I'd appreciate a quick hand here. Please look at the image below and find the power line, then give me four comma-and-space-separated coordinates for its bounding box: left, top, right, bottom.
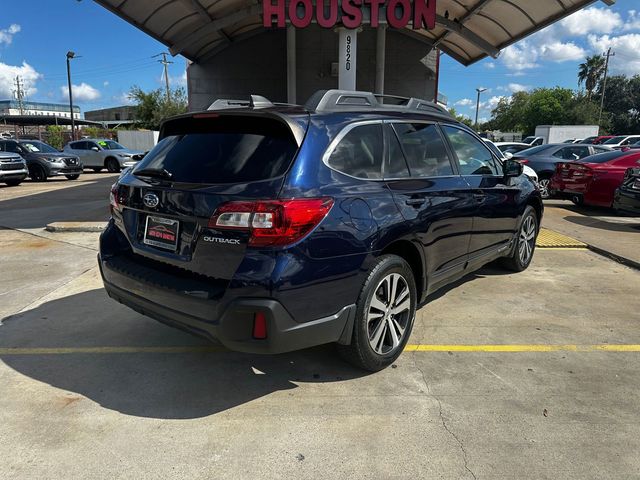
598, 47, 615, 128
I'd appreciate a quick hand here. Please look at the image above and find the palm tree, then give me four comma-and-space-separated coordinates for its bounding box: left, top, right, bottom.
578, 55, 606, 101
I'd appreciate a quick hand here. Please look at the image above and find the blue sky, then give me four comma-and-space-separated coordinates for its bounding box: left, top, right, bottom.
0, 0, 638, 119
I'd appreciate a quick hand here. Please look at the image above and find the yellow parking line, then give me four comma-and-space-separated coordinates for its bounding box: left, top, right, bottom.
1, 344, 640, 355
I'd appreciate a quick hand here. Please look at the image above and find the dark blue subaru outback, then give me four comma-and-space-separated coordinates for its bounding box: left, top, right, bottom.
99, 90, 542, 371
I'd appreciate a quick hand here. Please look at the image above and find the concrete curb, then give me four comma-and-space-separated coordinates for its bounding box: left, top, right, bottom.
587, 245, 640, 271
45, 222, 106, 233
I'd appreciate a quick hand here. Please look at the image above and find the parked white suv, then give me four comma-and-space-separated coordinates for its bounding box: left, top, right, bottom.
600, 135, 640, 150
63, 139, 144, 173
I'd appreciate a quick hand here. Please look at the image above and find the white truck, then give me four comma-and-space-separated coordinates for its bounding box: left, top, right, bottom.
533, 125, 599, 145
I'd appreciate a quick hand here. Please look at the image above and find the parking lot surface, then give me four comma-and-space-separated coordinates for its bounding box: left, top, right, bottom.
1, 176, 640, 479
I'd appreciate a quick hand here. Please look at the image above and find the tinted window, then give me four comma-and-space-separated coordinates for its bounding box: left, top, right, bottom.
70, 141, 87, 150
392, 123, 454, 177
136, 117, 298, 184
3, 141, 21, 153
327, 124, 383, 179
593, 146, 611, 153
514, 145, 554, 157
20, 141, 58, 153
603, 136, 627, 145
97, 140, 125, 150
552, 146, 590, 160
385, 126, 410, 178
442, 126, 500, 175
580, 151, 626, 163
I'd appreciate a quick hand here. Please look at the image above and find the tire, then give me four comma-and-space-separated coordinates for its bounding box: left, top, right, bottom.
29, 165, 47, 182
65, 174, 80, 180
338, 255, 417, 372
501, 206, 538, 272
105, 158, 120, 173
4, 179, 22, 186
538, 178, 553, 199
92, 167, 103, 173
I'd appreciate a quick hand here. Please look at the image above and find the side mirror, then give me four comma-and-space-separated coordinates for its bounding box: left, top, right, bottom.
91, 146, 99, 152
503, 151, 514, 160
503, 159, 523, 178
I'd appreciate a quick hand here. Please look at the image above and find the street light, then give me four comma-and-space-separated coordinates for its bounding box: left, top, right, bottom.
475, 87, 487, 129
66, 51, 77, 141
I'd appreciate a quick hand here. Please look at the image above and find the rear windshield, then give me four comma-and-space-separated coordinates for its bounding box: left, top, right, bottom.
602, 136, 627, 144
514, 145, 552, 157
134, 115, 298, 184
580, 151, 627, 163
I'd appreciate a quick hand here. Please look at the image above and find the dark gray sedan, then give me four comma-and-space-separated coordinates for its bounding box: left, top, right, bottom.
513, 144, 611, 198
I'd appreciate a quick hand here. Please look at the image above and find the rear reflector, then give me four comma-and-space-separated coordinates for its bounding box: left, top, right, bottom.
253, 312, 267, 339
209, 197, 334, 247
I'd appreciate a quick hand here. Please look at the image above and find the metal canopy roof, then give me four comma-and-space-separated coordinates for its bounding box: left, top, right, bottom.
94, 0, 614, 66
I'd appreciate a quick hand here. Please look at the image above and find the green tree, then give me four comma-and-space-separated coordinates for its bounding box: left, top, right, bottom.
578, 55, 606, 101
128, 86, 188, 130
447, 107, 473, 128
598, 75, 640, 134
46, 125, 64, 150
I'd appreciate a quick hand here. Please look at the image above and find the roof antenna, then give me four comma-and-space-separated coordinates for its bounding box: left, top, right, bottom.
249, 95, 274, 109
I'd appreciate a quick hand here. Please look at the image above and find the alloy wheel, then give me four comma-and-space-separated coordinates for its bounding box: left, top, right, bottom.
538, 179, 551, 199
518, 215, 536, 265
367, 273, 412, 355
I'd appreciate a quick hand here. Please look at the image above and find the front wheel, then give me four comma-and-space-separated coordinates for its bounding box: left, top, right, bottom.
501, 206, 538, 272
338, 255, 417, 372
29, 165, 47, 182
4, 179, 22, 186
65, 174, 80, 180
538, 178, 553, 199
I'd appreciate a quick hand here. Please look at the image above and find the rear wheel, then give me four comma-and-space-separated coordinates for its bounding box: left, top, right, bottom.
338, 255, 416, 371
105, 158, 120, 173
501, 206, 538, 272
4, 179, 22, 186
538, 178, 553, 199
29, 165, 47, 182
65, 174, 80, 180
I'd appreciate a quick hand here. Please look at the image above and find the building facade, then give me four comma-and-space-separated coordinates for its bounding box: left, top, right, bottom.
84, 106, 136, 123
0, 101, 81, 119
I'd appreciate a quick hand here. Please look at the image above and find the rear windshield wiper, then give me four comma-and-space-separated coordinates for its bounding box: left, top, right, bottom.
133, 167, 173, 180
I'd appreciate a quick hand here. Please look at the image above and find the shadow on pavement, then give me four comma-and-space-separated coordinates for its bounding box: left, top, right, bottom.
0, 288, 368, 419
0, 175, 115, 229
563, 215, 640, 233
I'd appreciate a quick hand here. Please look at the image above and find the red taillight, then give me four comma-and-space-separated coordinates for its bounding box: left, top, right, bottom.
109, 184, 127, 214
517, 158, 529, 164
253, 312, 267, 339
209, 198, 334, 247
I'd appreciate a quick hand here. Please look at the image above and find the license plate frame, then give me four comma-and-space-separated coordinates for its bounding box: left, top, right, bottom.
143, 215, 179, 251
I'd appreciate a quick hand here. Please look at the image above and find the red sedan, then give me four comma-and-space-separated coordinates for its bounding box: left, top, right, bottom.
550, 150, 640, 207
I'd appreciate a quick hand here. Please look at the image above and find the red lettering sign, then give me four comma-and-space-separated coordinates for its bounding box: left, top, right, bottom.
262, 0, 436, 29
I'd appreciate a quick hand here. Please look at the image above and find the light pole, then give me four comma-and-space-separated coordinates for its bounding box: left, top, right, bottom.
66, 51, 76, 141
475, 87, 487, 129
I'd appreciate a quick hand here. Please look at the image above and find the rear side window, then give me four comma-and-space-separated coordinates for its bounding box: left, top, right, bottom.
442, 126, 500, 175
326, 123, 383, 179
136, 116, 299, 184
392, 123, 454, 177
553, 146, 590, 160
71, 141, 87, 150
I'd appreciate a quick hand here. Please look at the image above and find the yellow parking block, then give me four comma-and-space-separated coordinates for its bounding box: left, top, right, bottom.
536, 228, 587, 248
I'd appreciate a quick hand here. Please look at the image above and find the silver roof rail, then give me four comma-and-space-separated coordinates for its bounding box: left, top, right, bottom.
305, 89, 451, 117
208, 95, 275, 111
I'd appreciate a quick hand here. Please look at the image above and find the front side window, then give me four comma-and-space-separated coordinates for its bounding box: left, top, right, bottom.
97, 140, 125, 150
20, 141, 58, 153
326, 124, 383, 179
442, 126, 500, 176
392, 123, 454, 177
4, 141, 21, 154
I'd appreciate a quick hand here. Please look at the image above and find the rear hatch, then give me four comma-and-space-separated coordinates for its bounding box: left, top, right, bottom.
112, 111, 308, 280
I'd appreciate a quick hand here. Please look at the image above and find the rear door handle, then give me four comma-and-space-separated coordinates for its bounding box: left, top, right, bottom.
473, 193, 486, 203
405, 198, 426, 207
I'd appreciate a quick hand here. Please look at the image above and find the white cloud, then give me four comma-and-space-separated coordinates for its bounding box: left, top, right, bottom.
113, 92, 134, 105
484, 62, 496, 69
539, 41, 586, 62
454, 98, 474, 107
60, 82, 101, 102
588, 33, 640, 75
0, 24, 20, 46
483, 95, 504, 111
623, 10, 640, 32
0, 61, 41, 98
560, 7, 622, 36
501, 41, 539, 71
501, 83, 530, 93
103, 81, 109, 87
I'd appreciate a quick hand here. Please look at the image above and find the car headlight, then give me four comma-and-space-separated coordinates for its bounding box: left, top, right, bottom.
117, 153, 131, 159
45, 157, 60, 163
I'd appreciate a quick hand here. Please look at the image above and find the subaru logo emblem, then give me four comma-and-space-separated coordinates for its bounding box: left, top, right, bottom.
143, 193, 159, 208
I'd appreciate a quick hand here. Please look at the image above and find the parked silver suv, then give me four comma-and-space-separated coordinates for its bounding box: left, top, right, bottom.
63, 139, 144, 173
0, 151, 28, 186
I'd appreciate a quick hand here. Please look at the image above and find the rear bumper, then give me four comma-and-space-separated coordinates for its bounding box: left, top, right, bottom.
99, 252, 355, 354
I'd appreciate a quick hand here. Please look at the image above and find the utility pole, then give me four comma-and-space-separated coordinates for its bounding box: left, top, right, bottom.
598, 47, 615, 128
154, 52, 173, 102
475, 87, 487, 129
66, 51, 77, 141
13, 76, 25, 115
